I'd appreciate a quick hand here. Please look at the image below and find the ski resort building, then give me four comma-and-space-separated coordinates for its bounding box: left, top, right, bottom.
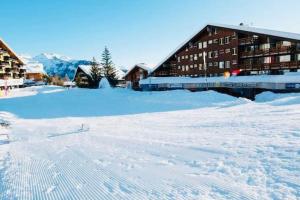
0, 38, 25, 89
152, 23, 300, 77
124, 63, 151, 89
140, 24, 300, 98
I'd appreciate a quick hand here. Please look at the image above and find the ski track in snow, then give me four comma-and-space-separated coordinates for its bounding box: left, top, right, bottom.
0, 87, 300, 199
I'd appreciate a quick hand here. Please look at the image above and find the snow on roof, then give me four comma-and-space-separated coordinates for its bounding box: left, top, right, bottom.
0, 38, 24, 65
152, 23, 300, 73
124, 63, 152, 77
78, 65, 93, 76
76, 64, 125, 80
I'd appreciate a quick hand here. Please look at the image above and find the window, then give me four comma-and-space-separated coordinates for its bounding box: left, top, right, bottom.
232, 32, 237, 39
182, 66, 185, 71
208, 51, 213, 58
194, 64, 198, 68
214, 50, 218, 58
225, 48, 231, 54
232, 60, 237, 65
208, 40, 213, 45
177, 57, 181, 62
185, 47, 188, 52
264, 57, 271, 64
232, 48, 237, 55
178, 65, 181, 69
203, 41, 207, 48
214, 28, 218, 35
185, 55, 188, 59
208, 62, 213, 67
198, 42, 203, 49
194, 54, 198, 60
199, 53, 203, 57
190, 64, 193, 69
219, 49, 224, 54
199, 63, 203, 70
298, 54, 300, 61
225, 61, 231, 68
280, 55, 291, 62
190, 55, 193, 61
225, 37, 230, 44
213, 39, 218, 44
219, 61, 224, 69
282, 41, 292, 47
214, 62, 218, 67
219, 38, 224, 45
186, 65, 189, 71
260, 43, 270, 50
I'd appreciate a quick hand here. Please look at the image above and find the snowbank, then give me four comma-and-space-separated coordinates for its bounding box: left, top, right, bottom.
255, 91, 300, 106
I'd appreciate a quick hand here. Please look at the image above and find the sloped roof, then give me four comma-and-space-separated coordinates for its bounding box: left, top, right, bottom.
0, 38, 24, 65
75, 64, 126, 80
124, 63, 152, 78
152, 23, 300, 73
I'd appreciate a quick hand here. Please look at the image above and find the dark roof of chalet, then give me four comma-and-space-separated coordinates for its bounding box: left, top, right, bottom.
0, 38, 24, 65
152, 23, 300, 73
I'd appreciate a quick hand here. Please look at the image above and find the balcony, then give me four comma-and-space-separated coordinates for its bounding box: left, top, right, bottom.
0, 61, 10, 67
239, 46, 292, 58
239, 38, 259, 45
5, 68, 12, 73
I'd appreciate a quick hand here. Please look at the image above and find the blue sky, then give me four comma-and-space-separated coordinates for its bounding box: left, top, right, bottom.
1, 0, 300, 68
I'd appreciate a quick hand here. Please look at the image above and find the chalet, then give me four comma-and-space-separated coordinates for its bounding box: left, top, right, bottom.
73, 65, 97, 88
152, 23, 300, 77
124, 63, 151, 89
0, 38, 25, 90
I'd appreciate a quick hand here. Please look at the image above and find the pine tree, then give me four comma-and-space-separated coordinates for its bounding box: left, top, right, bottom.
101, 47, 118, 87
90, 57, 102, 88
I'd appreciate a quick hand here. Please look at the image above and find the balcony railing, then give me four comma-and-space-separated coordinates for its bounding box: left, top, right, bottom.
239, 61, 299, 70
239, 46, 292, 58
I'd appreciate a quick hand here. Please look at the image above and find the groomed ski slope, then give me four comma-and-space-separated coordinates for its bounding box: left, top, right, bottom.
0, 86, 300, 199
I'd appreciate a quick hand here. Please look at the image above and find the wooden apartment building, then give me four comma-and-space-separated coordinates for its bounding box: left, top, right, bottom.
152, 24, 300, 77
0, 38, 25, 89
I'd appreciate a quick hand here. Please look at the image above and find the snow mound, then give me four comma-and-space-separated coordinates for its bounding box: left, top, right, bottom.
99, 78, 111, 89
255, 92, 300, 106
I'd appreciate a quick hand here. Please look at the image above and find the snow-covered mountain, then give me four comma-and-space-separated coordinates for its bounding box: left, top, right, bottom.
33, 53, 91, 79
20, 54, 45, 74
21, 53, 125, 80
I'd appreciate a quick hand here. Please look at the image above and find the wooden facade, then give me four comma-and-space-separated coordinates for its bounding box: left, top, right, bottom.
152, 24, 300, 77
0, 38, 25, 88
26, 72, 44, 81
124, 64, 150, 90
73, 66, 93, 88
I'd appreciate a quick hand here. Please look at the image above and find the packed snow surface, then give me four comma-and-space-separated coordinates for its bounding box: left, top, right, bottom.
0, 86, 300, 199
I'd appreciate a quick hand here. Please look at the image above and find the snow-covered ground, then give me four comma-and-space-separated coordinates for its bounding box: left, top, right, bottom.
0, 86, 300, 199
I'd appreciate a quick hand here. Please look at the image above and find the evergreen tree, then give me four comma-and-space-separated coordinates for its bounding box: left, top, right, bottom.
101, 47, 118, 87
90, 57, 102, 88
